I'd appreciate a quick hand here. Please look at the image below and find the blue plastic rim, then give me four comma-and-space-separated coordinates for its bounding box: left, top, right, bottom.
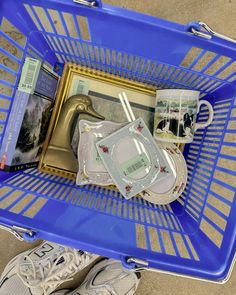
0, 0, 236, 282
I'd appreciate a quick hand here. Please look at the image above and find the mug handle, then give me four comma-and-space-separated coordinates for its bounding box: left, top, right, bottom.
194, 100, 214, 132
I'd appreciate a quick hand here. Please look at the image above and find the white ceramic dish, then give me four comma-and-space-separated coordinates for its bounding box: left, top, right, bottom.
140, 142, 187, 205
96, 118, 173, 199
76, 120, 126, 186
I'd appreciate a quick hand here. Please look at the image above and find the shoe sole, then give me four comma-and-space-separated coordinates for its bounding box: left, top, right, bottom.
77, 259, 140, 295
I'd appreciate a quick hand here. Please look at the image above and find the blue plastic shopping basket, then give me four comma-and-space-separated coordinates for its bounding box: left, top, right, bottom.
0, 0, 236, 283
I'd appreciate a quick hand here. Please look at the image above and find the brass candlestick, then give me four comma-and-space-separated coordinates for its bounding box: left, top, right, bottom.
43, 94, 105, 174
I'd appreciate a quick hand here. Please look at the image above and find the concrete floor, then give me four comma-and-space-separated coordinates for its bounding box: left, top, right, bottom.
1, 0, 236, 294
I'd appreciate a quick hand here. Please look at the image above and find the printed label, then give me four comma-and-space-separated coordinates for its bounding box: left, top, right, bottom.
121, 153, 150, 177
18, 58, 41, 94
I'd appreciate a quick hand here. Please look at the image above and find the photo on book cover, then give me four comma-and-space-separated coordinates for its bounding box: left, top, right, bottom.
12, 95, 53, 166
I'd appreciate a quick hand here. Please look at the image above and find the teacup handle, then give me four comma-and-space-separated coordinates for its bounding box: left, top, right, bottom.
194, 100, 214, 132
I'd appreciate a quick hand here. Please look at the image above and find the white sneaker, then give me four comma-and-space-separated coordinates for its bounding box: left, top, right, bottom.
52, 259, 141, 295
0, 241, 99, 295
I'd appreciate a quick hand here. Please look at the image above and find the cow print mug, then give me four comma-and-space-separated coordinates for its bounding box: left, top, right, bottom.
154, 89, 214, 143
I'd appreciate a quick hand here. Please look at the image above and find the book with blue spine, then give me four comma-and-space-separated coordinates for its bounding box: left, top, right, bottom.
0, 58, 59, 172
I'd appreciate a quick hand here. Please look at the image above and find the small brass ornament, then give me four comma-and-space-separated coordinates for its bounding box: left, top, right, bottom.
41, 94, 104, 177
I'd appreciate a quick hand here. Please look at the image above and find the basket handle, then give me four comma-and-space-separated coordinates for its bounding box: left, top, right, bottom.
186, 21, 236, 44
121, 256, 226, 283
73, 0, 102, 8
0, 223, 38, 242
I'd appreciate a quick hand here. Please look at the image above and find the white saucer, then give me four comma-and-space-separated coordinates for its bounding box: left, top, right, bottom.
96, 118, 173, 199
140, 142, 187, 205
76, 120, 126, 186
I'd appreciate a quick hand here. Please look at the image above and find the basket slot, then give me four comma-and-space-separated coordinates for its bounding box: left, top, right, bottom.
160, 230, 176, 256
0, 186, 14, 201
227, 119, 236, 130
191, 183, 206, 196
0, 189, 24, 209
208, 57, 233, 78
214, 168, 236, 188
195, 77, 211, 89
136, 224, 148, 250
148, 210, 156, 225
228, 74, 236, 82
210, 181, 234, 203
187, 192, 204, 210
59, 38, 75, 62
0, 34, 23, 61
23, 197, 48, 218
66, 187, 78, 203
76, 16, 91, 42
164, 213, 175, 230
192, 50, 217, 72
70, 41, 80, 61
148, 226, 162, 253
173, 232, 192, 259
204, 55, 231, 75
217, 157, 236, 174
206, 194, 231, 216
220, 145, 236, 161
0, 58, 16, 99
9, 193, 35, 214
217, 61, 236, 79
49, 35, 67, 62
200, 218, 223, 248
202, 81, 221, 92
23, 4, 42, 31
62, 12, 78, 39
0, 111, 7, 122
185, 236, 200, 261
203, 206, 227, 231
0, 51, 20, 73
200, 79, 219, 93
224, 132, 236, 146
47, 9, 66, 36
68, 189, 81, 205
0, 68, 17, 85
230, 106, 236, 117
180, 47, 203, 68
0, 18, 26, 48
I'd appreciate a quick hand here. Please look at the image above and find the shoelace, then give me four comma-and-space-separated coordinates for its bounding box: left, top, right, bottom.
17, 249, 91, 295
